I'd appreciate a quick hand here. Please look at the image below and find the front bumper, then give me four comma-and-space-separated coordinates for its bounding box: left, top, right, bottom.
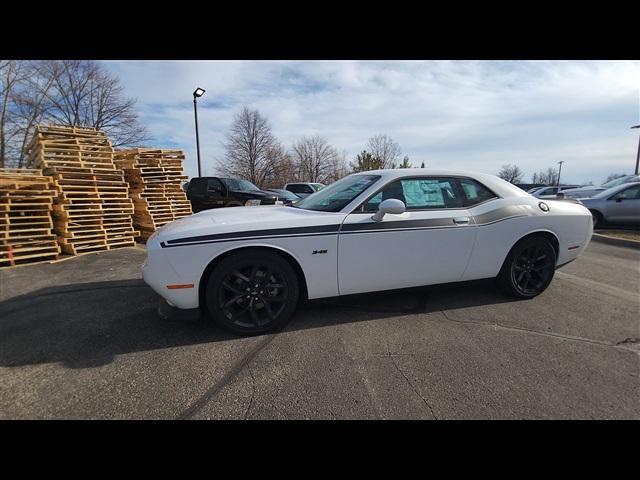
158, 297, 202, 322
142, 232, 200, 309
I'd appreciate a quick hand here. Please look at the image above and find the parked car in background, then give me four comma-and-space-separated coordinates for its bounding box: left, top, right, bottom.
187, 177, 278, 212
265, 188, 301, 205
283, 182, 326, 198
578, 182, 640, 228
514, 184, 546, 192
144, 168, 593, 335
533, 185, 582, 199
562, 175, 640, 199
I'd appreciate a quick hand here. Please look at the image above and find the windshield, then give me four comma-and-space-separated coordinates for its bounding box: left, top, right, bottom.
601, 175, 636, 189
293, 175, 380, 212
311, 184, 326, 192
222, 178, 260, 191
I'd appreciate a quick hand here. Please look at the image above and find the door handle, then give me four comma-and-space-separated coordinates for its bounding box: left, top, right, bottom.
453, 217, 470, 225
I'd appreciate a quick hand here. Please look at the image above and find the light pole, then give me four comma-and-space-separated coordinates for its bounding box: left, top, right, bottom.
632, 125, 640, 175
557, 161, 564, 186
193, 87, 205, 177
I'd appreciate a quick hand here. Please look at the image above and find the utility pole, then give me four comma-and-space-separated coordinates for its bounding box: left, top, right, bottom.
557, 161, 564, 186
632, 125, 640, 175
193, 88, 206, 177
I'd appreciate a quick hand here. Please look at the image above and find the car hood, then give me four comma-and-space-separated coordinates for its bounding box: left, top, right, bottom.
155, 205, 345, 243
231, 189, 276, 198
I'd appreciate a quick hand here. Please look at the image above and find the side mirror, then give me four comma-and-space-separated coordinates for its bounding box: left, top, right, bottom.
371, 198, 406, 222
556, 192, 565, 199
615, 197, 623, 203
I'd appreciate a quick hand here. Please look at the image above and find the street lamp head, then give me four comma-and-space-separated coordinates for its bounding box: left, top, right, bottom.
193, 87, 205, 98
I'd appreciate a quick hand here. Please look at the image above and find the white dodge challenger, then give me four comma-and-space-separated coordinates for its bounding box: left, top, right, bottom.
143, 169, 593, 335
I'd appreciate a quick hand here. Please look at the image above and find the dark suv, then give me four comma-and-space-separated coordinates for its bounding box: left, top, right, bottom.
186, 177, 278, 213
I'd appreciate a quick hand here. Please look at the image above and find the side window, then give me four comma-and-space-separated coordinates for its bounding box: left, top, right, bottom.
362, 177, 464, 212
188, 178, 206, 194
612, 185, 640, 200
458, 178, 497, 207
207, 178, 224, 192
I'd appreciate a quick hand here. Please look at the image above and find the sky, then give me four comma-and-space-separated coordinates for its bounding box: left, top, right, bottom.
103, 60, 640, 185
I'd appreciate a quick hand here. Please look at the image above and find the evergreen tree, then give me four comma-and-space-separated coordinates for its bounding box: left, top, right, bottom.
351, 150, 385, 172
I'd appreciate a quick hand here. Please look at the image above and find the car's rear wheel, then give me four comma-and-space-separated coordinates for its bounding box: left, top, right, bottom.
205, 250, 299, 335
589, 210, 603, 229
497, 236, 557, 298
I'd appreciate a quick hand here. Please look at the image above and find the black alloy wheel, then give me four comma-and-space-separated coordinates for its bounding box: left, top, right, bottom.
205, 251, 299, 335
498, 236, 557, 298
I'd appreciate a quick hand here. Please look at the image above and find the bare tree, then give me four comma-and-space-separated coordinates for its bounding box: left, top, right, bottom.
1, 60, 149, 168
366, 134, 402, 169
291, 135, 338, 183
325, 149, 350, 183
38, 60, 149, 148
497, 163, 524, 183
531, 168, 559, 185
219, 107, 280, 188
0, 60, 25, 168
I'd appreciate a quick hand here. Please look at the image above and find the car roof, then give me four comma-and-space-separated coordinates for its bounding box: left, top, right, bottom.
351, 168, 529, 199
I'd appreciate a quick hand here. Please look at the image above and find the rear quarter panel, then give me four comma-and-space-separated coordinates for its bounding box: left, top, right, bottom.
463, 198, 592, 280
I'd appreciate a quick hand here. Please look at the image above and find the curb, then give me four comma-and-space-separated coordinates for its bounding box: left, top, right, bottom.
592, 233, 640, 249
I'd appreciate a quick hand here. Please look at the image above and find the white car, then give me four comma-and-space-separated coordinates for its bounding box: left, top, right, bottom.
143, 169, 593, 335
533, 185, 582, 199
283, 182, 325, 198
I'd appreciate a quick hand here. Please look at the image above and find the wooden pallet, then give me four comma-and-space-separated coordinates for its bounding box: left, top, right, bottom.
114, 148, 192, 239
0, 168, 60, 266
24, 125, 139, 256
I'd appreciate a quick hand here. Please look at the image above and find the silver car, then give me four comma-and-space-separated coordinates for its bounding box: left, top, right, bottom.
579, 182, 640, 228
563, 175, 640, 199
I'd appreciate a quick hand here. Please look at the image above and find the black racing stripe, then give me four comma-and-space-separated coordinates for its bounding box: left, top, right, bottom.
340, 217, 458, 232
164, 224, 341, 246
473, 205, 535, 225
161, 205, 536, 248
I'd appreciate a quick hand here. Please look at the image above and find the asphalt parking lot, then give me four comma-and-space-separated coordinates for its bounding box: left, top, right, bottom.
0, 241, 638, 419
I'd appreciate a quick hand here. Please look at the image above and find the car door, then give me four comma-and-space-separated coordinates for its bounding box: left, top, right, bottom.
205, 178, 228, 208
605, 185, 640, 223
187, 178, 207, 212
338, 176, 478, 295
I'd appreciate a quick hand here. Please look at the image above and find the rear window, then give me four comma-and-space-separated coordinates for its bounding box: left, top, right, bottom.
458, 178, 498, 207
287, 184, 314, 194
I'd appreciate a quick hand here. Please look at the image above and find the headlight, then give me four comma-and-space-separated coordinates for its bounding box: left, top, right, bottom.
245, 199, 261, 207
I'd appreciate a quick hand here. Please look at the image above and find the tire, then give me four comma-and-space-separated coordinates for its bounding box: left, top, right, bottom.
497, 236, 557, 299
589, 210, 603, 229
204, 250, 300, 335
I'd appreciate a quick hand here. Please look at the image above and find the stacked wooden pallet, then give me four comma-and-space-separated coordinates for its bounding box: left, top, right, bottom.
25, 125, 138, 255
114, 148, 192, 241
0, 168, 60, 267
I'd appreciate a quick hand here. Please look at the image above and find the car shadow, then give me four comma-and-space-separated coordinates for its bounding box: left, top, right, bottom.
0, 278, 518, 369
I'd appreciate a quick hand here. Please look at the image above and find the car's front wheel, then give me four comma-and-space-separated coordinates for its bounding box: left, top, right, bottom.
205, 250, 299, 335
497, 236, 557, 299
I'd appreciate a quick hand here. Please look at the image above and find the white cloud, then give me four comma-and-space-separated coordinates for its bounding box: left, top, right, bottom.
103, 60, 640, 184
